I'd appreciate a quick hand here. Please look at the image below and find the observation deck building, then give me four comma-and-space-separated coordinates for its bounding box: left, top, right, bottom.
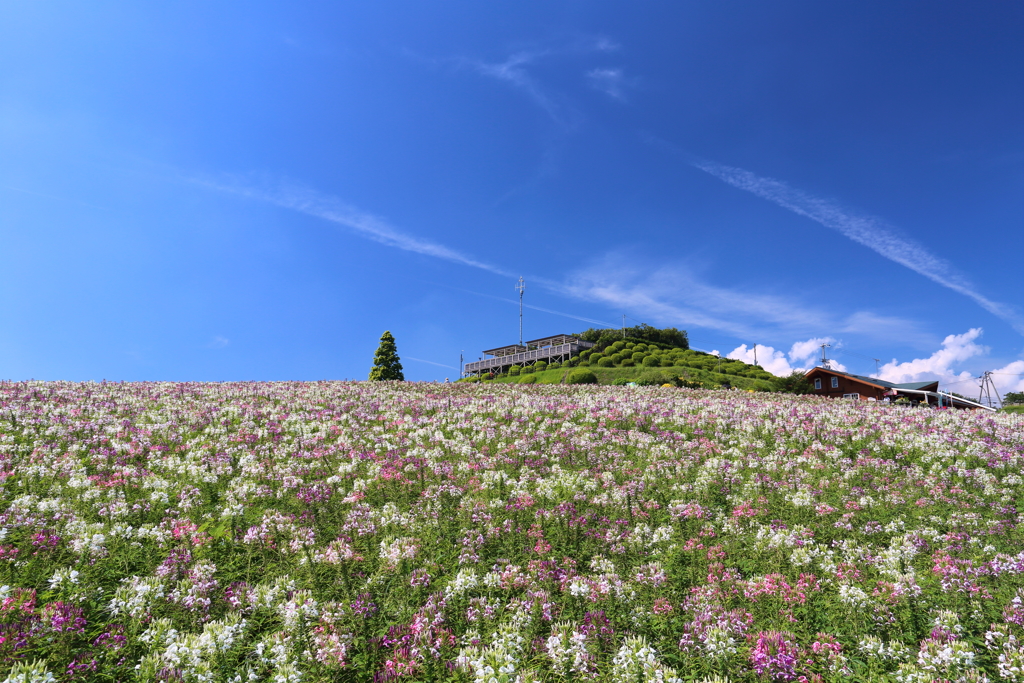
464, 334, 594, 376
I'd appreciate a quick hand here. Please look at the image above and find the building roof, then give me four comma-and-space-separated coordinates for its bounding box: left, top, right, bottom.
805, 367, 938, 391
525, 334, 585, 347
483, 344, 527, 357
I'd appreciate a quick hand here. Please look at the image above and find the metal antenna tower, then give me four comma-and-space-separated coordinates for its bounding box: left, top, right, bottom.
873, 357, 881, 375
753, 345, 758, 367
820, 343, 832, 369
978, 371, 1003, 409
515, 277, 526, 347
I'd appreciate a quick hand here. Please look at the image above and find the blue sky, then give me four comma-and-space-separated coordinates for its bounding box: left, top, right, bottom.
2, 2, 1023, 392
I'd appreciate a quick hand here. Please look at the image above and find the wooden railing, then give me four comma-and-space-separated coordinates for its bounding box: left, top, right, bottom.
464, 341, 593, 374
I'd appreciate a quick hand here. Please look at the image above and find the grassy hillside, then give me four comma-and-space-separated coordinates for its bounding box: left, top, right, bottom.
466, 364, 776, 390
462, 333, 779, 389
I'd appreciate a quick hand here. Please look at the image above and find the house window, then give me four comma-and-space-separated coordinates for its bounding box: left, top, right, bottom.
831, 377, 839, 388
843, 393, 861, 400
814, 378, 822, 390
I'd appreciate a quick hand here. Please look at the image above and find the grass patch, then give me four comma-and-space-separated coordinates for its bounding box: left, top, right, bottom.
485, 365, 776, 390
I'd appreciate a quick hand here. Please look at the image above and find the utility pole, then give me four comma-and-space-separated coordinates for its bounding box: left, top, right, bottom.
515, 277, 525, 348
753, 345, 758, 367
622, 314, 626, 339
978, 371, 1003, 409
873, 358, 881, 375
460, 352, 464, 379
820, 343, 832, 370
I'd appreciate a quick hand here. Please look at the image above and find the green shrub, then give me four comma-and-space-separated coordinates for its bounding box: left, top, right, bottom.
621, 359, 635, 367
611, 377, 633, 386
630, 351, 645, 362
518, 374, 537, 384
642, 355, 660, 367
521, 365, 534, 374
508, 365, 521, 376
634, 343, 648, 352
567, 369, 598, 385
534, 361, 547, 371
589, 353, 604, 364
636, 370, 679, 386
576, 359, 589, 367
547, 362, 561, 369
610, 341, 626, 352
607, 353, 622, 364
597, 358, 614, 367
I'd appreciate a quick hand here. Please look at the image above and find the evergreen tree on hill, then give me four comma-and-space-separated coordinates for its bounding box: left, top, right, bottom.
369, 331, 405, 381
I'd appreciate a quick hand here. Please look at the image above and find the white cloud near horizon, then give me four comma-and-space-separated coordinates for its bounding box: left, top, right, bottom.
727, 337, 846, 377
727, 328, 1024, 395
877, 328, 987, 386
693, 160, 1024, 336
874, 327, 1024, 395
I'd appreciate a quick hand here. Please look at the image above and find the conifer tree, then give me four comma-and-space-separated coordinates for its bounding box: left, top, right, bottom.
369, 331, 404, 381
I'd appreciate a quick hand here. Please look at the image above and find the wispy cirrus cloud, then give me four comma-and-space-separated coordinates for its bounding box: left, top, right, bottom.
469, 50, 564, 122
454, 36, 625, 125
693, 160, 1024, 335
198, 173, 931, 350
561, 254, 928, 345
586, 68, 627, 100
194, 175, 513, 277
404, 356, 457, 370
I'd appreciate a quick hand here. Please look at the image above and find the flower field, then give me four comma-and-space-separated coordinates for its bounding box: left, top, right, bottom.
2, 381, 1024, 682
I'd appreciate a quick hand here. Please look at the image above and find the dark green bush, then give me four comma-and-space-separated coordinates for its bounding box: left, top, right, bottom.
521, 365, 534, 374
547, 362, 561, 369
620, 359, 635, 367
518, 375, 537, 384
630, 352, 645, 362
534, 361, 547, 371
772, 371, 813, 394
589, 353, 604, 364
567, 369, 598, 385
642, 355, 661, 367
636, 370, 678, 386
508, 365, 521, 376
597, 358, 614, 367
